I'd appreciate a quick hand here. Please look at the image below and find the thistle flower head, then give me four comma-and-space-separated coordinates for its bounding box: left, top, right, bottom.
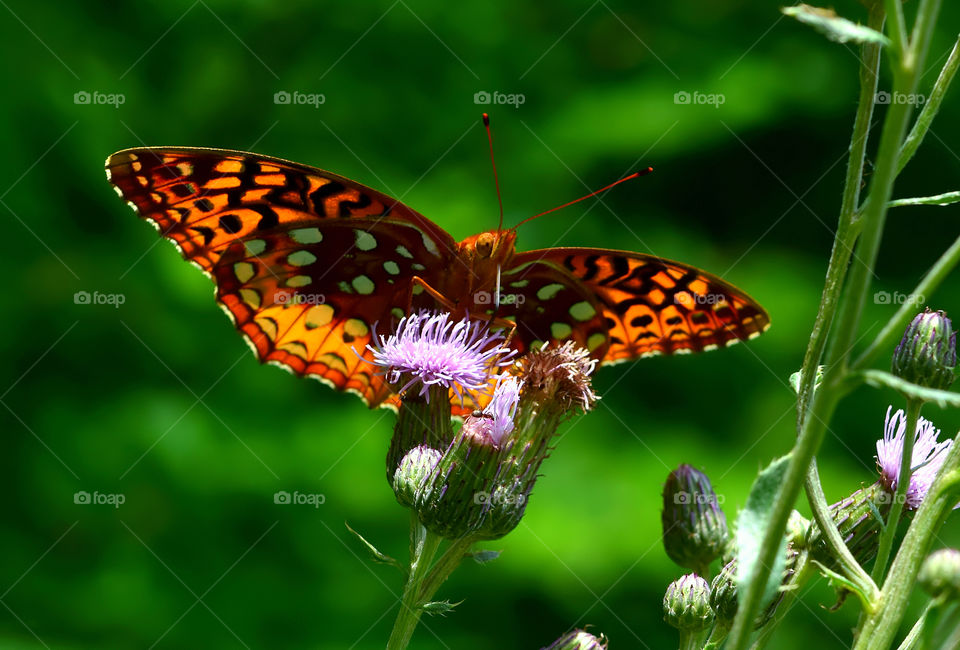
367, 310, 514, 402
876, 405, 952, 510
541, 629, 608, 650
516, 341, 598, 413
663, 573, 714, 632
661, 464, 729, 572
474, 375, 523, 445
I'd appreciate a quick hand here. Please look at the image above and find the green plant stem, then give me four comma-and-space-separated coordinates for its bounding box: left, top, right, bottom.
896, 599, 938, 650
387, 524, 443, 650
872, 399, 923, 581
680, 628, 709, 650
749, 554, 813, 650
804, 460, 876, 591
853, 232, 960, 371
726, 0, 943, 643
853, 437, 960, 648
795, 3, 883, 430
885, 0, 908, 58
417, 536, 474, 604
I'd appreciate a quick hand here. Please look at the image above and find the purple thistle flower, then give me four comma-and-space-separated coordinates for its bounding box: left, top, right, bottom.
367, 310, 514, 402
876, 405, 953, 510
478, 376, 523, 445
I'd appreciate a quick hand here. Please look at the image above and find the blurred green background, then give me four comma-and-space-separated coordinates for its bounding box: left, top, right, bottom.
3, 1, 960, 648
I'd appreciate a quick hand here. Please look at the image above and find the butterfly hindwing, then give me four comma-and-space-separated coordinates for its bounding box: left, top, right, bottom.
501, 248, 770, 363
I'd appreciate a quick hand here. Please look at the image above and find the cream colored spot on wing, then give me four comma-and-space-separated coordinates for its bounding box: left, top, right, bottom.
537, 283, 565, 301
551, 322, 573, 339
510, 279, 529, 288
255, 316, 279, 339
318, 352, 349, 373
391, 307, 404, 319
305, 304, 335, 329
244, 239, 267, 256
344, 318, 369, 338
287, 275, 312, 288
421, 232, 440, 257
355, 230, 377, 251
396, 245, 414, 259
411, 263, 426, 272
290, 227, 323, 244
587, 332, 606, 352
288, 250, 317, 267
352, 275, 375, 295
234, 262, 255, 283
570, 301, 596, 322
338, 280, 354, 294
383, 261, 400, 275
239, 288, 262, 309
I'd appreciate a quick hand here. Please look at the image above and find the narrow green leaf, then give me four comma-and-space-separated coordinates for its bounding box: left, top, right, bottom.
421, 599, 462, 616
889, 191, 960, 208
736, 455, 791, 610
345, 521, 404, 571
859, 370, 960, 408
811, 560, 875, 612
782, 5, 890, 46
467, 549, 501, 565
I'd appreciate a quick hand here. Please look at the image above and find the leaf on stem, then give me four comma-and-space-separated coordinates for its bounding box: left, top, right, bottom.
782, 5, 890, 46
736, 455, 791, 611
860, 370, 960, 408
889, 191, 960, 208
811, 560, 876, 613
345, 521, 404, 572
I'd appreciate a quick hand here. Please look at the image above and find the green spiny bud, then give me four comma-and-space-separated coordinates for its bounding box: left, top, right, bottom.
807, 482, 888, 569
919, 548, 960, 600
387, 385, 454, 484
710, 559, 739, 622
786, 509, 811, 549
392, 445, 442, 507
892, 308, 957, 392
541, 629, 608, 650
661, 464, 729, 572
663, 573, 714, 632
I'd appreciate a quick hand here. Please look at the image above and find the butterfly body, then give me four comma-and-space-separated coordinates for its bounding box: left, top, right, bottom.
106, 147, 769, 411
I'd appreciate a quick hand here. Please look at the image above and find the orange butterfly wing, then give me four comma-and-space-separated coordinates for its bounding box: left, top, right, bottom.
106, 147, 459, 408
498, 248, 770, 362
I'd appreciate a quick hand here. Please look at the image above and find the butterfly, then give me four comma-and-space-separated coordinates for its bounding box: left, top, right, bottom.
106, 146, 770, 413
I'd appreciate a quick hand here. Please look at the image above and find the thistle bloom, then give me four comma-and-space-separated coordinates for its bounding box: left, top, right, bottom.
876, 405, 952, 510
477, 376, 523, 445
367, 310, 514, 402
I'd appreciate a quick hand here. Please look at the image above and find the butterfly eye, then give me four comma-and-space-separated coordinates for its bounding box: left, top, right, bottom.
475, 233, 495, 258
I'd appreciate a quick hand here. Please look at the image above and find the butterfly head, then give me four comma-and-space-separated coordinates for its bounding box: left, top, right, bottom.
460, 229, 517, 263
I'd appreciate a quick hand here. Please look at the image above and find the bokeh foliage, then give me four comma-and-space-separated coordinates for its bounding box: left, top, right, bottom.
2, 1, 960, 647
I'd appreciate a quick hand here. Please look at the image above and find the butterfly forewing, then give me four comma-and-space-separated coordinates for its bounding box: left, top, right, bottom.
106, 147, 459, 408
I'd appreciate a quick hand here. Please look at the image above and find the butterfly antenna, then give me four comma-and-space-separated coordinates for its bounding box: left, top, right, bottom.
512, 167, 653, 230
483, 113, 505, 232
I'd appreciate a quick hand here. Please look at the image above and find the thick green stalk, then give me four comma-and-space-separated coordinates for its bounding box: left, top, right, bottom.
853, 438, 960, 648
897, 35, 960, 174
417, 536, 474, 605
872, 399, 922, 581
387, 527, 443, 650
726, 1, 943, 644
795, 4, 883, 430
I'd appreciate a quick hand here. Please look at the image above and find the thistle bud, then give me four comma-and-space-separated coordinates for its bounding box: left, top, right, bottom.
663, 573, 714, 632
807, 483, 888, 568
892, 308, 956, 392
661, 465, 728, 573
710, 559, 738, 622
541, 629, 608, 650
919, 548, 960, 600
392, 445, 442, 507
386, 386, 454, 484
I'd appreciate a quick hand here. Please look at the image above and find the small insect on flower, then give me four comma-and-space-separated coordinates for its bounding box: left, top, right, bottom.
366, 310, 515, 403
876, 405, 953, 510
